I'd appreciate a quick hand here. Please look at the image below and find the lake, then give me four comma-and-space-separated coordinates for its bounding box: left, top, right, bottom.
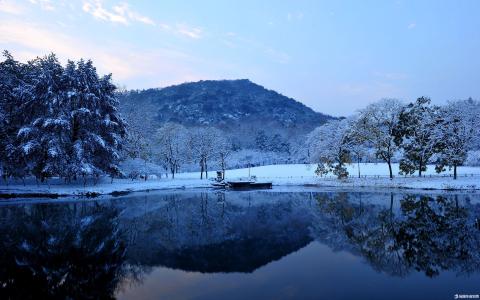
1, 189, 480, 300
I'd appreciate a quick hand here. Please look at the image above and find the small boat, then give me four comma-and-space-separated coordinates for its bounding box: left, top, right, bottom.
249, 182, 273, 189
227, 181, 272, 190
211, 182, 227, 189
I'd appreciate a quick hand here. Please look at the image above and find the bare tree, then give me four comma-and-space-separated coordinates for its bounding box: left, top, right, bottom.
189, 127, 224, 179
216, 133, 232, 180
154, 123, 188, 179
122, 109, 154, 180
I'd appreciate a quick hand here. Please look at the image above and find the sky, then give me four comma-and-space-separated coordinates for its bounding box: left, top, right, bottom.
0, 0, 479, 116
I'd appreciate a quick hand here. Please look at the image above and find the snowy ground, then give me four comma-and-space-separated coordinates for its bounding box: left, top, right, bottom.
1, 163, 479, 198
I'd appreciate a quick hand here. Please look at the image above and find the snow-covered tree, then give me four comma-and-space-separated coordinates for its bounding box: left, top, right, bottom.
227, 149, 288, 169
345, 121, 369, 178
216, 133, 232, 180
189, 127, 224, 179
394, 97, 441, 177
435, 99, 480, 179
269, 133, 290, 153
254, 130, 268, 151
0, 51, 28, 179
154, 123, 188, 179
1, 52, 127, 182
121, 106, 154, 179
68, 60, 126, 180
16, 54, 67, 181
254, 130, 289, 153
354, 99, 403, 179
308, 119, 352, 179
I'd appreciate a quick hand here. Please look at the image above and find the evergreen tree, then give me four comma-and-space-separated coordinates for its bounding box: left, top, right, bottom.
62, 59, 127, 180
254, 130, 268, 151
1, 52, 127, 182
394, 97, 441, 177
0, 51, 29, 179
269, 133, 290, 153
16, 54, 66, 181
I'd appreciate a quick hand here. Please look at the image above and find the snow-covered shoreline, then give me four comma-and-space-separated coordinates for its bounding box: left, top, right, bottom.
1, 163, 480, 198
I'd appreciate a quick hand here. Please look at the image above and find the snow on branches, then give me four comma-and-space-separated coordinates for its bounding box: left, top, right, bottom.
306, 97, 480, 180
0, 51, 126, 182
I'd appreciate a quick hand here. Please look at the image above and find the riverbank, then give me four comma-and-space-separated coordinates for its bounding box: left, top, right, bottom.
1, 163, 479, 198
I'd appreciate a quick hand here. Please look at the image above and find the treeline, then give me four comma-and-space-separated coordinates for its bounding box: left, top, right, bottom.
305, 97, 480, 179
125, 121, 232, 179
0, 51, 126, 182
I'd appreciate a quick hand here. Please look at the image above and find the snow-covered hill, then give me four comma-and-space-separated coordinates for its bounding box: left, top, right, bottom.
118, 79, 335, 148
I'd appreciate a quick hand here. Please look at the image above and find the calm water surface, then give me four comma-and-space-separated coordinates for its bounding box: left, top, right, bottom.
1, 189, 480, 300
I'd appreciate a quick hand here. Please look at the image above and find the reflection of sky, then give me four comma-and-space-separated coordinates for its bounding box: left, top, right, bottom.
1, 1, 479, 115
117, 242, 479, 300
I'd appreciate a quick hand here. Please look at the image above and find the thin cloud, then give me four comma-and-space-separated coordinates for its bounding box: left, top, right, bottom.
0, 0, 24, 14
408, 22, 416, 29
112, 2, 155, 26
82, 0, 155, 26
175, 24, 203, 39
0, 20, 204, 87
81, 1, 204, 40
29, 0, 55, 11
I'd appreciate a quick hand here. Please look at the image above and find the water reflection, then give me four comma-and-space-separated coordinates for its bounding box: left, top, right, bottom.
0, 202, 128, 299
122, 192, 314, 273
0, 190, 479, 298
311, 193, 480, 278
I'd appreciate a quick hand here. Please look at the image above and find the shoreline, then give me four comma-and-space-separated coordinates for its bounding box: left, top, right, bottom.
1, 163, 479, 199
1, 175, 479, 200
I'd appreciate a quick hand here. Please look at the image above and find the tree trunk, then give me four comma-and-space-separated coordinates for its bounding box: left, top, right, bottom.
387, 159, 393, 179
144, 159, 148, 181
205, 158, 208, 179
200, 160, 204, 179
390, 193, 394, 214
221, 154, 226, 180
418, 158, 423, 177
357, 157, 361, 178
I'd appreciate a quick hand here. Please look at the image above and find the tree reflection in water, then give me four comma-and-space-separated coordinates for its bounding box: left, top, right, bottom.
0, 191, 479, 298
311, 193, 480, 278
0, 202, 130, 299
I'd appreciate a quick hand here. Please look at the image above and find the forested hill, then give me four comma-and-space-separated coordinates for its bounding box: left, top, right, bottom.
118, 79, 335, 146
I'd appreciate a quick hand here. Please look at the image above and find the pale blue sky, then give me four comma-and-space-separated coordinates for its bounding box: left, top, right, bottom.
0, 0, 479, 115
